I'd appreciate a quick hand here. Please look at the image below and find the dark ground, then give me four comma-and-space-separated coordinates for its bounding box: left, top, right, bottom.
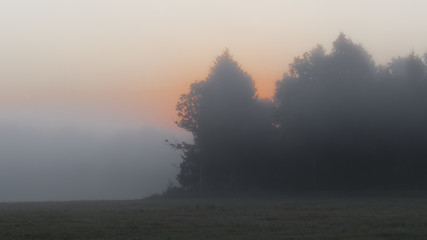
0, 191, 426, 240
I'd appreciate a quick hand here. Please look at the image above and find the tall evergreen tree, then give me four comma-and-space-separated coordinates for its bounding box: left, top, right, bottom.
175, 50, 259, 191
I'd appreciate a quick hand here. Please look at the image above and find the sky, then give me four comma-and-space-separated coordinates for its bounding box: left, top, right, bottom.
1, 0, 427, 201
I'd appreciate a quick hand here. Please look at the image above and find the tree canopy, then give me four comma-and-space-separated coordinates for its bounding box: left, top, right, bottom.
173, 34, 427, 192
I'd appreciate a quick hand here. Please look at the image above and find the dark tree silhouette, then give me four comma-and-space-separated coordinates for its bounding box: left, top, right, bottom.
173, 34, 427, 193
175, 50, 268, 191
174, 142, 200, 191
275, 34, 427, 190
275, 34, 379, 189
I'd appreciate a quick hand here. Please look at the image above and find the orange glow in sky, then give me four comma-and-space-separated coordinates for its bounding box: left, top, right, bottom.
1, 1, 427, 127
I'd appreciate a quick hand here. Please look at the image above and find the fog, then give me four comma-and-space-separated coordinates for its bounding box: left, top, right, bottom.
0, 107, 190, 202
1, 1, 427, 201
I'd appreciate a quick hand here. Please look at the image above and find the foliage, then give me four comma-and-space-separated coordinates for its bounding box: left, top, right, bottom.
173, 34, 427, 192
174, 50, 273, 191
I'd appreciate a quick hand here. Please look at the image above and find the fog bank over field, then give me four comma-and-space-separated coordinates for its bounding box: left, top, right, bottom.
0, 107, 190, 202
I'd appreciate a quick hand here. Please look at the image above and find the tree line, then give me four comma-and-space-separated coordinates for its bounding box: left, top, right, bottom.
170, 33, 427, 192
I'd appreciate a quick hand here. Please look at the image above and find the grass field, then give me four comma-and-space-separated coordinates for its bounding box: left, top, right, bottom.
1, 192, 427, 240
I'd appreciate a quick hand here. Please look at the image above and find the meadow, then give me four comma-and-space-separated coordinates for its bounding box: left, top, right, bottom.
0, 192, 426, 240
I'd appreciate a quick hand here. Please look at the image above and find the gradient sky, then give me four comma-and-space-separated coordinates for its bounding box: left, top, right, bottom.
1, 0, 427, 127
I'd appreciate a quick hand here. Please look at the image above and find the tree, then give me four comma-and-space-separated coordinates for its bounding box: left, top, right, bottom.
173, 34, 427, 193
175, 50, 259, 191
274, 34, 377, 189
383, 52, 427, 188
172, 142, 200, 191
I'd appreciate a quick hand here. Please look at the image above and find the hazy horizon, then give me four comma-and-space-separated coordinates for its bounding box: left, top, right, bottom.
0, 106, 191, 202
